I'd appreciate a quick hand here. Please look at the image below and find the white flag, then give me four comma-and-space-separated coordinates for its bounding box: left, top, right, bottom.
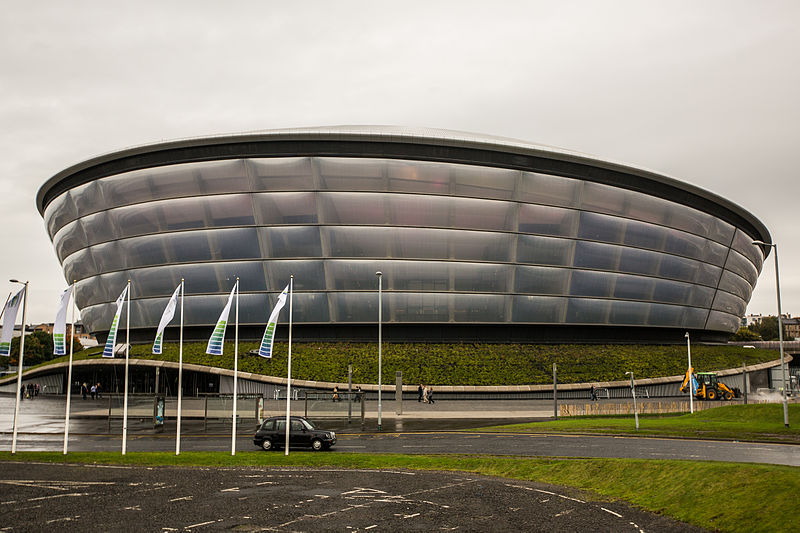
206, 281, 238, 356
152, 285, 181, 355
0, 288, 25, 357
53, 285, 73, 355
102, 286, 129, 358
258, 284, 289, 358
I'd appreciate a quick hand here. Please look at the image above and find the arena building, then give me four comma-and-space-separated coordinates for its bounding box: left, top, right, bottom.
36, 126, 770, 344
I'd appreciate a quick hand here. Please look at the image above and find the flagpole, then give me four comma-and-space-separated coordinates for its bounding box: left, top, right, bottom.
10, 280, 28, 455
122, 280, 131, 455
63, 281, 76, 454
284, 276, 293, 455
176, 279, 184, 455
231, 278, 239, 456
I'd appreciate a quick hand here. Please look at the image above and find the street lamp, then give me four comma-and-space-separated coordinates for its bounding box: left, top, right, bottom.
626, 371, 639, 430
376, 271, 383, 432
685, 332, 694, 414
9, 279, 28, 454
752, 240, 790, 428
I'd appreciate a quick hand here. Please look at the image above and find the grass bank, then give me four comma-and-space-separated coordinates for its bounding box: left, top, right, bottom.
474, 403, 800, 443
25, 342, 777, 386
0, 451, 796, 533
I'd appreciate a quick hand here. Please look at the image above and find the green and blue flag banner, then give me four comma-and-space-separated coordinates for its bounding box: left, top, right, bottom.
152, 284, 181, 355
206, 281, 238, 356
53, 285, 73, 355
258, 284, 289, 358
102, 286, 129, 358
0, 288, 25, 357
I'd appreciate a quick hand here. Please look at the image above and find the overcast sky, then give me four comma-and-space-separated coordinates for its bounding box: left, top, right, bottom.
1, 0, 798, 325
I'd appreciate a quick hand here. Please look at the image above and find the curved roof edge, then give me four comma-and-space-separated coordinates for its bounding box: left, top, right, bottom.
36, 125, 771, 247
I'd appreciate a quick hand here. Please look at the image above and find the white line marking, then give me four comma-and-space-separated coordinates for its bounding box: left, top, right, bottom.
365, 525, 378, 530
28, 492, 89, 502
630, 521, 645, 533
404, 513, 421, 519
221, 487, 239, 492
601, 507, 623, 518
45, 516, 80, 524
168, 496, 193, 502
185, 520, 216, 529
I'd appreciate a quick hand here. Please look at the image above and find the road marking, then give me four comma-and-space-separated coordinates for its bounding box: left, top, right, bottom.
364, 525, 378, 530
630, 521, 645, 533
28, 492, 89, 502
185, 520, 216, 529
45, 515, 80, 524
221, 487, 240, 492
554, 509, 574, 518
404, 513, 421, 518
601, 507, 623, 518
168, 496, 193, 502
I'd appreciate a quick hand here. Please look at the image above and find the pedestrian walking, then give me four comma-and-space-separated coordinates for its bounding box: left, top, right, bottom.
90, 383, 97, 400
332, 386, 340, 402
417, 383, 424, 402
96, 382, 103, 399
427, 386, 435, 405
590, 384, 597, 402
81, 382, 88, 400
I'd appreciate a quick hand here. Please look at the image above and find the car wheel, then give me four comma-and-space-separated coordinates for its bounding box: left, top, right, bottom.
723, 391, 733, 401
261, 439, 274, 451
706, 389, 717, 401
311, 438, 324, 451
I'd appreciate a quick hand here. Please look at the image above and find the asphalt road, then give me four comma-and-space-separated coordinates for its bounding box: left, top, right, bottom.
0, 462, 704, 532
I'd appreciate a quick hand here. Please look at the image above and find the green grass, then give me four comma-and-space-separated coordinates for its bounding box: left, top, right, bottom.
1, 451, 796, 533
14, 341, 778, 386
474, 403, 800, 442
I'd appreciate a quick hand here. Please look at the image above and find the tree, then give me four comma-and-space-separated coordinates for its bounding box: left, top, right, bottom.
6, 331, 82, 366
747, 316, 795, 341
730, 327, 761, 342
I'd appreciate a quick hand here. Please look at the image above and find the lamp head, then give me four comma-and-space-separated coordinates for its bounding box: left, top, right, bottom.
685, 332, 689, 339
375, 271, 382, 276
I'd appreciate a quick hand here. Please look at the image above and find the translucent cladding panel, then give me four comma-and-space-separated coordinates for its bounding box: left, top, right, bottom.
100, 160, 249, 208
327, 260, 406, 291
578, 211, 625, 244
250, 157, 314, 191
330, 292, 379, 322
80, 211, 116, 246
326, 227, 513, 262
44, 191, 77, 237
517, 235, 574, 266
452, 263, 511, 292
580, 181, 628, 217
63, 248, 99, 282
511, 295, 567, 322
569, 271, 615, 298
381, 261, 449, 291
389, 293, 452, 322
118, 235, 172, 269
663, 229, 727, 266
452, 165, 518, 200
711, 290, 747, 317
573, 241, 620, 271
264, 260, 325, 291
210, 228, 262, 260
71, 180, 106, 218
618, 247, 660, 276
519, 172, 581, 208
79, 303, 114, 333
53, 220, 88, 261
518, 204, 577, 236
386, 194, 450, 227
127, 266, 184, 298
723, 249, 759, 285
514, 266, 570, 295
649, 305, 708, 328
75, 277, 106, 308
88, 241, 125, 274
706, 310, 741, 332
451, 294, 508, 322
450, 197, 515, 231
717, 270, 753, 301
254, 192, 318, 225
319, 192, 386, 225
652, 279, 715, 307
318, 157, 385, 191
621, 219, 667, 250
177, 294, 273, 326
670, 205, 735, 246
612, 274, 656, 300
290, 292, 330, 322
608, 300, 652, 325
130, 262, 267, 297
658, 254, 721, 287
259, 226, 322, 258
731, 228, 764, 272
565, 298, 611, 324
386, 159, 450, 195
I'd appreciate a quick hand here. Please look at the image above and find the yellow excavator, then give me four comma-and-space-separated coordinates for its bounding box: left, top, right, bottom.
680, 369, 740, 401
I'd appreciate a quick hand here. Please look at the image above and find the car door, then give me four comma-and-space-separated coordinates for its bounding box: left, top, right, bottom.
290, 419, 310, 447
273, 419, 286, 445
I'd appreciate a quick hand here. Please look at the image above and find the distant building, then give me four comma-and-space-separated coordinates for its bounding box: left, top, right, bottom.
782, 316, 799, 340
742, 314, 763, 327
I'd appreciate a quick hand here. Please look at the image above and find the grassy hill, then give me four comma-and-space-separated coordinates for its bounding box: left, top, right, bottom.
42, 342, 779, 386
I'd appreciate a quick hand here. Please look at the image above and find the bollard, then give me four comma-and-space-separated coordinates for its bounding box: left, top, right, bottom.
396, 371, 403, 415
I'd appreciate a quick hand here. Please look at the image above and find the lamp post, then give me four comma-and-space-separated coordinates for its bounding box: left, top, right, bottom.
9, 279, 28, 454
376, 271, 382, 431
753, 240, 790, 428
685, 332, 693, 414
626, 371, 639, 431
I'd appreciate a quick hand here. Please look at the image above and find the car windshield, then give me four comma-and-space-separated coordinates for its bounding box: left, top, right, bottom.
302, 419, 316, 430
